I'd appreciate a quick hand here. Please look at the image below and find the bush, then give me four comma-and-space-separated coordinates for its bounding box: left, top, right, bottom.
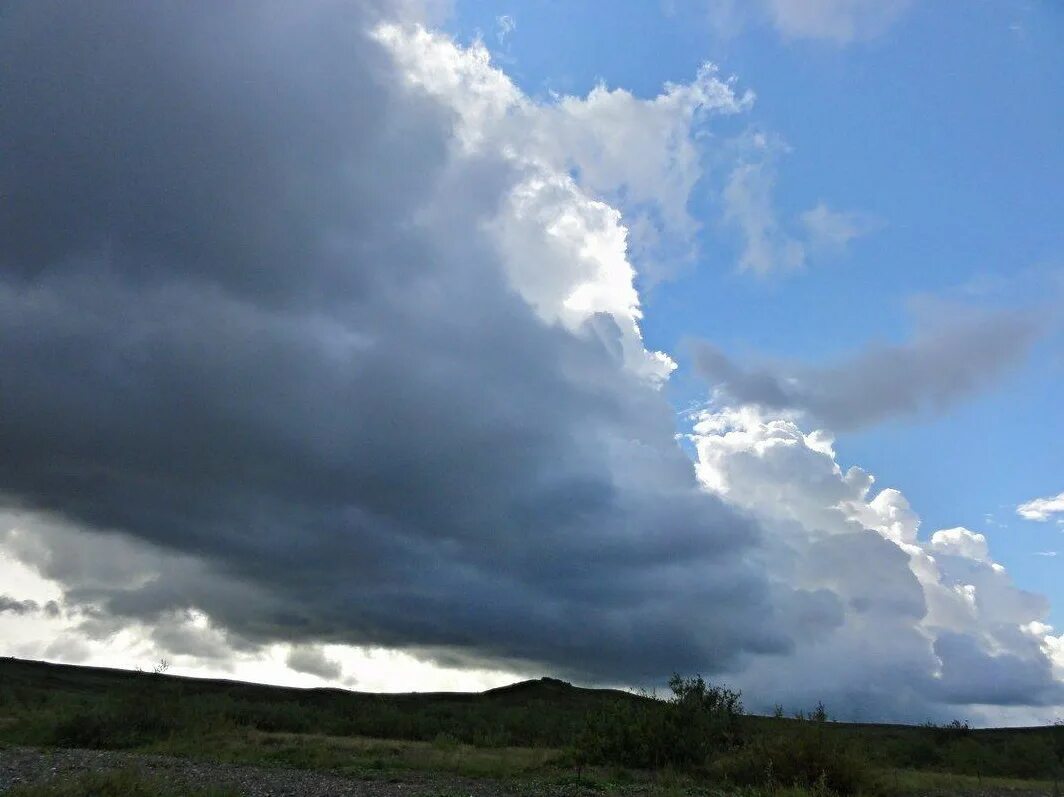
45, 692, 194, 749
432, 731, 460, 751
713, 726, 880, 796
574, 674, 743, 770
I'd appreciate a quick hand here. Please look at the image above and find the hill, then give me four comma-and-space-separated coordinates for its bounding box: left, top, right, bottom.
0, 655, 639, 711
0, 656, 645, 751
1, 656, 1062, 794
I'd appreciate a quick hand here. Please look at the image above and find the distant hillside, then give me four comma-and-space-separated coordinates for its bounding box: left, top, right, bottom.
0, 656, 637, 706
0, 655, 645, 751
1, 656, 1061, 783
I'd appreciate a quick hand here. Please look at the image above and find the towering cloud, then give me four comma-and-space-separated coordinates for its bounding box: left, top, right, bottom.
692, 408, 1064, 722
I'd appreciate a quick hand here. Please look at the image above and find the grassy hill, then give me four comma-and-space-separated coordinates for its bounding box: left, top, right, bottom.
1, 656, 1062, 794
0, 656, 643, 750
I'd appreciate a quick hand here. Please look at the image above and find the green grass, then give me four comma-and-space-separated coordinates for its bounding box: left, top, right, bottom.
150, 729, 563, 779
889, 768, 1057, 794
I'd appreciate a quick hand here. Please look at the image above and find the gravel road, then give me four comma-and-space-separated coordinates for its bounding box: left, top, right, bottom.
0, 746, 569, 796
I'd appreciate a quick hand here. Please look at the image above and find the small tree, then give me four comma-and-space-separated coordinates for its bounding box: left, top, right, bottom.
665, 674, 745, 764
811, 701, 828, 723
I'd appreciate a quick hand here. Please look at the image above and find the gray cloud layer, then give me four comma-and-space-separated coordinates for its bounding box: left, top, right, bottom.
694, 311, 1042, 430
0, 0, 784, 682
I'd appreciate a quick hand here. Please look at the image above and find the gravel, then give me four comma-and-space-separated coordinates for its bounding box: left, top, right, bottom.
0, 746, 553, 796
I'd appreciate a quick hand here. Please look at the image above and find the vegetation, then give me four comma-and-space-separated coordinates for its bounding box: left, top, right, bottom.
575, 675, 744, 770
0, 656, 1061, 796
712, 717, 881, 795
0, 658, 614, 750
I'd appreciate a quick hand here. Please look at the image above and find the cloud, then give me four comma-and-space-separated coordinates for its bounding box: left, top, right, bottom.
0, 596, 40, 616
151, 613, 244, 662
764, 0, 914, 43
694, 309, 1043, 429
723, 159, 806, 275
1017, 491, 1064, 522
496, 14, 516, 44
42, 637, 92, 664
691, 407, 1064, 720
720, 140, 874, 276
708, 0, 915, 44
0, 0, 784, 684
286, 645, 344, 681
381, 23, 753, 287
800, 203, 882, 254
930, 528, 990, 563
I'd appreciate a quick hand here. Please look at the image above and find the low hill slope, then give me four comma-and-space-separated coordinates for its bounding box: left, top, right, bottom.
1, 656, 1060, 783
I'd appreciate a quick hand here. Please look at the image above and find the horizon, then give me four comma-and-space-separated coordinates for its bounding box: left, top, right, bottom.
7, 656, 1055, 731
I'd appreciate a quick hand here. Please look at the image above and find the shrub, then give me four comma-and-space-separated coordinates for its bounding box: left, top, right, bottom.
810, 701, 829, 723
713, 726, 880, 796
432, 731, 460, 751
45, 692, 193, 749
574, 674, 743, 770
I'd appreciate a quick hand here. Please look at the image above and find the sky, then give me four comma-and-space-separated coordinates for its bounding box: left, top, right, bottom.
0, 0, 1061, 725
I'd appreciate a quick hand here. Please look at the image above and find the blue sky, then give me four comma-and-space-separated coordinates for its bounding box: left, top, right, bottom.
448, 0, 1064, 623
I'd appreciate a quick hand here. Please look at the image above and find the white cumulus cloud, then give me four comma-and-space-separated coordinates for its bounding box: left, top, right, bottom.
1017, 491, 1064, 522
691, 406, 1063, 722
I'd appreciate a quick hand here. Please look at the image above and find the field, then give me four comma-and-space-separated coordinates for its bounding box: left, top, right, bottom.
0, 657, 1061, 796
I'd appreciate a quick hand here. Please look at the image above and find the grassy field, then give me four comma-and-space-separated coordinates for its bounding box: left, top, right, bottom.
1, 657, 1061, 796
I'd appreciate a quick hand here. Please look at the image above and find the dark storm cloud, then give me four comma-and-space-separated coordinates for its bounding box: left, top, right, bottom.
693, 311, 1042, 431
0, 1, 787, 680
